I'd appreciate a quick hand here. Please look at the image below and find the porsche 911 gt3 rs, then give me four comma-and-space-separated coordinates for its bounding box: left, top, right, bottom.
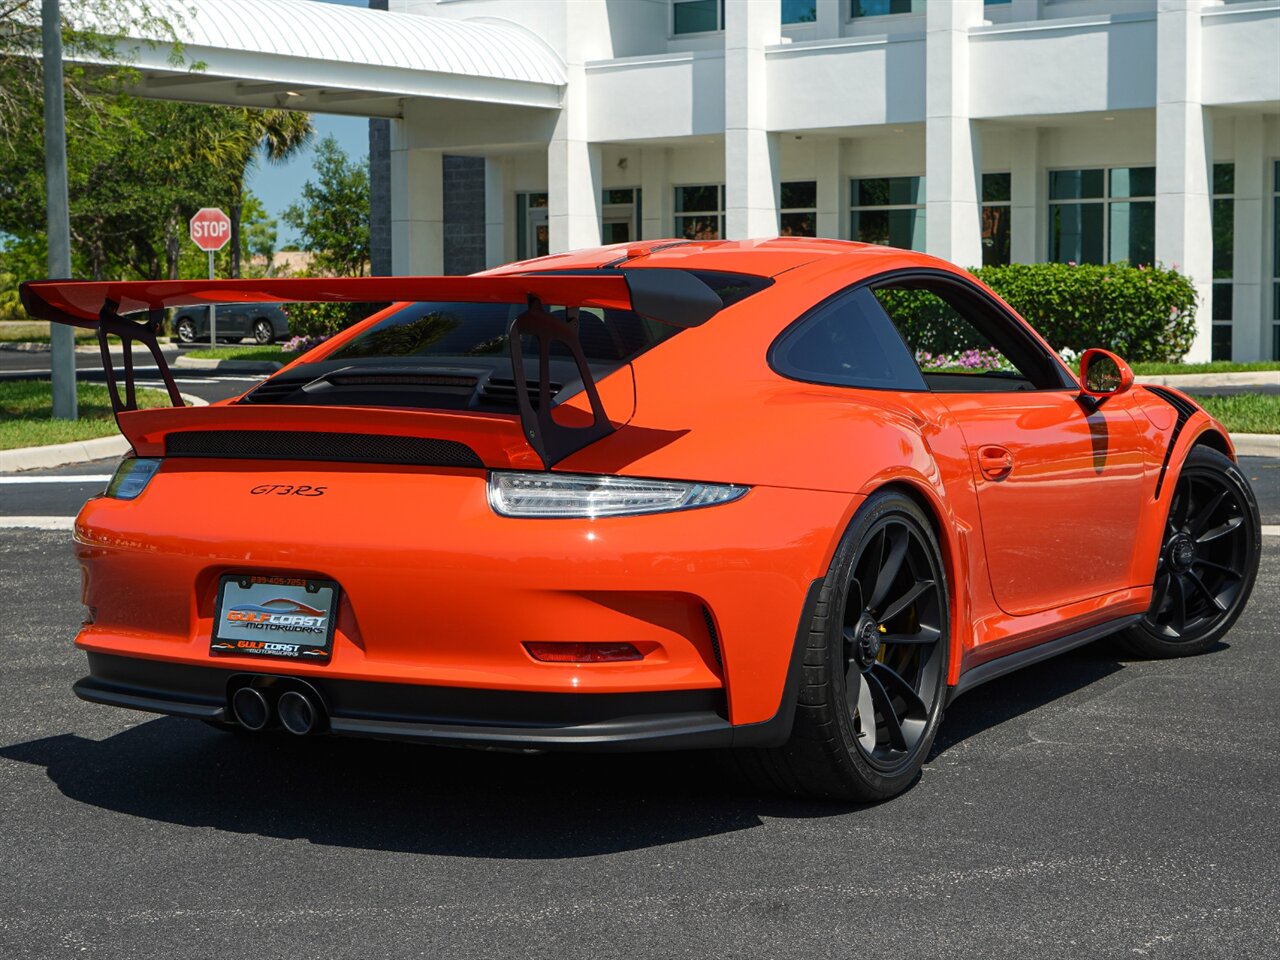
21, 238, 1261, 801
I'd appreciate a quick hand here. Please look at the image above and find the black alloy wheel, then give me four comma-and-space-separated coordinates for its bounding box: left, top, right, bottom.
176, 317, 197, 343
733, 491, 950, 801
1121, 446, 1260, 658
253, 319, 274, 344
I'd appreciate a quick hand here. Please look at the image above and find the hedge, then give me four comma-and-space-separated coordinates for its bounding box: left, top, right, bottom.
972, 262, 1198, 363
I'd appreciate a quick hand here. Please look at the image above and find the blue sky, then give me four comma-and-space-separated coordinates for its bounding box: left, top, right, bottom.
247, 0, 373, 247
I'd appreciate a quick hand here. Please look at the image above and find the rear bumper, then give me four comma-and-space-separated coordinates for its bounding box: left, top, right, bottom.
75, 652, 798, 751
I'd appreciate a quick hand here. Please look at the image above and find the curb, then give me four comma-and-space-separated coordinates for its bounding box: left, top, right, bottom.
0, 392, 208, 473
174, 356, 282, 373
1233, 434, 1280, 457
1135, 371, 1280, 388
0, 341, 175, 354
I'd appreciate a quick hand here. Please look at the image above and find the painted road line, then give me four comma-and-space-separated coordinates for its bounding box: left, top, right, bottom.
0, 475, 110, 484
1265, 525, 1280, 538
0, 516, 75, 530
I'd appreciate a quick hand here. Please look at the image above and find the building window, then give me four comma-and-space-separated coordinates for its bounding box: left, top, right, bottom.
1048, 167, 1155, 266
1212, 163, 1235, 361
781, 181, 817, 237
851, 0, 924, 16
1273, 160, 1280, 359
673, 0, 723, 35
982, 172, 1011, 266
515, 192, 548, 261
602, 188, 642, 245
783, 0, 817, 23
674, 185, 724, 240
850, 176, 926, 252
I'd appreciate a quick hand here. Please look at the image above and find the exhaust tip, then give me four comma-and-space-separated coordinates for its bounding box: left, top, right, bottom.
277, 689, 318, 736
231, 686, 270, 731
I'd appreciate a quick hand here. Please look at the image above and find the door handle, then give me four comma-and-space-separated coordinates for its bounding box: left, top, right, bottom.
978, 445, 1013, 480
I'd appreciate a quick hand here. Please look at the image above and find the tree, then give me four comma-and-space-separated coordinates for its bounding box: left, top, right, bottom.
282, 136, 370, 277
239, 191, 277, 276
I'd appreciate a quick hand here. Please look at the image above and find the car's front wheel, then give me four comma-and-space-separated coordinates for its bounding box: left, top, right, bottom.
1120, 445, 1260, 658
176, 317, 197, 343
734, 490, 951, 802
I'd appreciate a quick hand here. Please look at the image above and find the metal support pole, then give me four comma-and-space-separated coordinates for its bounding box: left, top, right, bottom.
207, 250, 216, 347
42, 0, 76, 420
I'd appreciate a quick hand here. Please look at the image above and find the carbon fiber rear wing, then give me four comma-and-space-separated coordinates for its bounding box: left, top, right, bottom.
19, 270, 724, 468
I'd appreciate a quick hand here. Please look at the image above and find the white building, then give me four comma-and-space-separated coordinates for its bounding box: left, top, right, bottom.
120, 0, 1280, 360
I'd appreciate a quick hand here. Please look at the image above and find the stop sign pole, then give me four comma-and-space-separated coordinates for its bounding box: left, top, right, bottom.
189, 208, 231, 347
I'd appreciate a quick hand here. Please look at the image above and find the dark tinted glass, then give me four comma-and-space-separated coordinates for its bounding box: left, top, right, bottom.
771, 287, 926, 391
1213, 162, 1235, 195
675, 185, 720, 212
1213, 197, 1234, 278
854, 176, 924, 207
673, 0, 718, 33
982, 172, 1011, 203
1050, 169, 1105, 200
782, 0, 817, 22
781, 180, 817, 209
1110, 167, 1155, 199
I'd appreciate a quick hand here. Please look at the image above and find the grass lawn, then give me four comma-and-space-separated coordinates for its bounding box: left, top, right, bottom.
0, 321, 98, 343
1196, 394, 1280, 434
0, 380, 169, 450
185, 345, 285, 362
1131, 360, 1280, 376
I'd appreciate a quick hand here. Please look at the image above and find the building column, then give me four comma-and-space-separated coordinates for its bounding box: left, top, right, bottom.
548, 57, 601, 253
389, 128, 443, 275
640, 146, 670, 240
1009, 126, 1041, 264
1155, 0, 1213, 361
815, 137, 843, 239
815, 0, 842, 41
925, 0, 985, 267
483, 157, 508, 269
725, 0, 781, 239
1232, 115, 1266, 361
1009, 0, 1041, 23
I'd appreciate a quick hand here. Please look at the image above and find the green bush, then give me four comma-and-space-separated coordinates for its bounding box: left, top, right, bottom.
283, 301, 388, 339
972, 262, 1198, 363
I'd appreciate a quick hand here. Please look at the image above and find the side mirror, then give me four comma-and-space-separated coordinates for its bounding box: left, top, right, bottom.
1078, 348, 1134, 400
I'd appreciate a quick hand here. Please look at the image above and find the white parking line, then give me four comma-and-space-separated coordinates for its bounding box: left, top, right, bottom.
0, 475, 110, 484
1265, 525, 1280, 538
0, 516, 75, 530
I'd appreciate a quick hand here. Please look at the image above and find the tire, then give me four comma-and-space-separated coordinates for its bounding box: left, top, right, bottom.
176, 317, 197, 343
732, 490, 951, 802
1119, 445, 1261, 659
252, 319, 275, 345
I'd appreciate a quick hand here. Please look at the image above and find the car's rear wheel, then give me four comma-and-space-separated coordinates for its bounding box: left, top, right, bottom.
1120, 446, 1260, 659
253, 319, 275, 344
733, 490, 950, 802
176, 317, 196, 343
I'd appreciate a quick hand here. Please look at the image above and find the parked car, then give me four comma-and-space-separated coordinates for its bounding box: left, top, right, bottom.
19, 239, 1261, 802
172, 302, 289, 344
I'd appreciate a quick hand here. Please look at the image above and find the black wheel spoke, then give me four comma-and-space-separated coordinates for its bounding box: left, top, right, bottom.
871, 661, 928, 719
867, 527, 908, 611
1171, 575, 1188, 635
879, 579, 935, 625
1193, 558, 1240, 579
1150, 572, 1170, 616
1196, 517, 1243, 545
1188, 488, 1227, 538
1188, 572, 1227, 612
865, 671, 907, 751
882, 625, 941, 646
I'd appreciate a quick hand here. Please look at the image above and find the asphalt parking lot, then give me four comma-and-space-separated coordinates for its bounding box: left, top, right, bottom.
0, 461, 1277, 959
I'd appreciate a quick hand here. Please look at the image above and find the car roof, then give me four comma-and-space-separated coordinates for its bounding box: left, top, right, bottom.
486, 237, 955, 281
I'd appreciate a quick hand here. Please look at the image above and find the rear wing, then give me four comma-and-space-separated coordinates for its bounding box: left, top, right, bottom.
18, 270, 724, 468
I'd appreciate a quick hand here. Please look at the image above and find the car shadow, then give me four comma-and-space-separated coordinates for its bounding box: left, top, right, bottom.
1, 639, 1225, 859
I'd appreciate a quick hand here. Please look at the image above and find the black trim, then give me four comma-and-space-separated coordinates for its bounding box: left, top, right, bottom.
947, 613, 1143, 702
75, 653, 733, 752
164, 430, 483, 468
1145, 385, 1200, 499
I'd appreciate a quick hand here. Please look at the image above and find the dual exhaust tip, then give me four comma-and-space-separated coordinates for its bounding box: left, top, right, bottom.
230, 684, 322, 736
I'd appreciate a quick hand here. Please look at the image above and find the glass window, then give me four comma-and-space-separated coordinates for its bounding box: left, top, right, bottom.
982, 172, 1011, 266
851, 0, 925, 17
770, 287, 927, 391
673, 0, 722, 34
783, 0, 817, 23
780, 180, 817, 237
1048, 167, 1155, 266
515, 193, 549, 261
850, 176, 926, 252
674, 184, 725, 240
1212, 162, 1235, 361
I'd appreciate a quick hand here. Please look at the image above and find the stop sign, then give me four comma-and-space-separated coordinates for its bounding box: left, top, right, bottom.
189, 207, 231, 252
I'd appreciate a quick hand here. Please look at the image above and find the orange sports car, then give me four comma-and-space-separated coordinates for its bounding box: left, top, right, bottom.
21, 239, 1262, 801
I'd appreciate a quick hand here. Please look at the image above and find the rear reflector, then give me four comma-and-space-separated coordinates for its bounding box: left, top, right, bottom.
523, 642, 644, 663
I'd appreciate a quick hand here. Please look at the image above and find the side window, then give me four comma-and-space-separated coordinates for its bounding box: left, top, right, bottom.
771, 286, 927, 391
872, 281, 1068, 392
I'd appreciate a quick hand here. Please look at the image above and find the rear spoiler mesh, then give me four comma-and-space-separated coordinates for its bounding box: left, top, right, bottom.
19, 270, 726, 469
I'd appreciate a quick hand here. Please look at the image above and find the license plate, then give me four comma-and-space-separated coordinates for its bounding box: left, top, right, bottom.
210, 574, 339, 662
